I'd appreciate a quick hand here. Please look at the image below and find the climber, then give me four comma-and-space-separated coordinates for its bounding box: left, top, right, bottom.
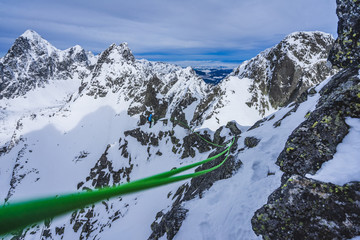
148, 113, 153, 128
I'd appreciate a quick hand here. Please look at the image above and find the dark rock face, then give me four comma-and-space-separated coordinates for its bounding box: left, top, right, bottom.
328, 0, 360, 68
276, 68, 359, 177
234, 31, 336, 109
149, 206, 189, 240
149, 128, 242, 240
244, 136, 260, 148
84, 144, 134, 189
192, 86, 223, 126
127, 76, 169, 121
252, 2, 360, 236
180, 131, 212, 159
252, 175, 360, 240
226, 121, 242, 135
70, 206, 97, 239
213, 126, 226, 145
170, 93, 198, 127
124, 128, 159, 146
252, 55, 360, 240
197, 32, 337, 125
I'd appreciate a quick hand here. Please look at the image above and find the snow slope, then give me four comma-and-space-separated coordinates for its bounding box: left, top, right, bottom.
0, 89, 210, 239
1, 29, 357, 240
199, 31, 336, 131
176, 76, 334, 240
201, 76, 276, 130
0, 31, 213, 239
0, 30, 96, 99
1, 73, 342, 239
306, 117, 360, 185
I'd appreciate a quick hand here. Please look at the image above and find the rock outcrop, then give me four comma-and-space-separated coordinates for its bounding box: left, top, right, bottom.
148, 125, 242, 240
277, 67, 359, 177
328, 0, 360, 68
252, 72, 360, 240
196, 31, 337, 127
252, 175, 360, 240
234, 31, 336, 109
252, 1, 360, 239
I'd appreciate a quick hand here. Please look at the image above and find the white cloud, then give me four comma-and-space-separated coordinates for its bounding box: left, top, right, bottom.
0, 0, 338, 61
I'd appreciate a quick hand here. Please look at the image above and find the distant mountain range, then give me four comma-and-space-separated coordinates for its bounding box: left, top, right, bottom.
194, 67, 233, 84
1, 2, 359, 237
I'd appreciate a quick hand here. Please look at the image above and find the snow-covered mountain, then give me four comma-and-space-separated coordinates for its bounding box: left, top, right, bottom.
0, 31, 213, 239
80, 42, 209, 127
199, 31, 337, 129
0, 30, 96, 100
0, 31, 212, 157
1, 2, 360, 238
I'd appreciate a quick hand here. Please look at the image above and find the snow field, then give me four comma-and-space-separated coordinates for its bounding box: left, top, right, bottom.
306, 117, 360, 185
175, 77, 332, 240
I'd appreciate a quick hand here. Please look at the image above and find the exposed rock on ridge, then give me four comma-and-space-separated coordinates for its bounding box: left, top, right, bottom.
252, 1, 360, 238
276, 68, 359, 177
149, 125, 242, 240
235, 31, 336, 108
196, 31, 337, 128
0, 30, 95, 99
328, 0, 360, 68
252, 175, 360, 240
252, 67, 360, 240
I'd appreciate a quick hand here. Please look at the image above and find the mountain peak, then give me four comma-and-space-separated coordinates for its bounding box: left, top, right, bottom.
8, 29, 57, 57
99, 42, 135, 64
281, 31, 333, 48
116, 42, 135, 62
285, 31, 331, 39
20, 29, 43, 41
0, 30, 95, 99
19, 29, 55, 49
68, 44, 83, 51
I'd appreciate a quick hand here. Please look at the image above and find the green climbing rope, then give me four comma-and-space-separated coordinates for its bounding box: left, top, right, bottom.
172, 118, 226, 148
0, 124, 235, 236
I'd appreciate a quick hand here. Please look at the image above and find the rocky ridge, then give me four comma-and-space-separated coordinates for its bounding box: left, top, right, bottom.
72, 40, 210, 127
149, 125, 242, 239
0, 30, 96, 99
197, 31, 337, 128
252, 0, 360, 239
328, 0, 360, 68
237, 31, 336, 108
252, 67, 360, 240
0, 30, 215, 240
0, 9, 357, 239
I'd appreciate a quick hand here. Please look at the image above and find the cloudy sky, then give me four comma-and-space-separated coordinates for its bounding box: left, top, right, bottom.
0, 0, 337, 67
